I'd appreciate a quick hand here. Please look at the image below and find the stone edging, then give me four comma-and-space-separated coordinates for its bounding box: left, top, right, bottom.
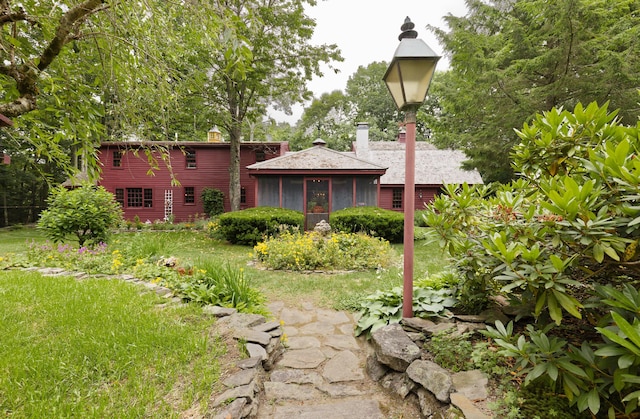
367, 316, 501, 419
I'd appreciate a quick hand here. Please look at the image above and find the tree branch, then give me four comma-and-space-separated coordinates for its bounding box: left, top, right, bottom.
0, 6, 35, 25
38, 0, 107, 71
0, 0, 108, 117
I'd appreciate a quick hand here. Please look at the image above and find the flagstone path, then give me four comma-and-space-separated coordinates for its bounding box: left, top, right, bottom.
257, 301, 423, 419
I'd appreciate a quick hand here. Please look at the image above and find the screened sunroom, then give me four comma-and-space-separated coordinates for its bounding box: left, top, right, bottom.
247, 142, 387, 230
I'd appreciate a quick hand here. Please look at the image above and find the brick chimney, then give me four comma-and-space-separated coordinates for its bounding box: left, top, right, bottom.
397, 127, 406, 143
355, 122, 369, 159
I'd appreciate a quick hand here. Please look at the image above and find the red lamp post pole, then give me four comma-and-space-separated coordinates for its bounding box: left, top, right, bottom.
403, 108, 417, 318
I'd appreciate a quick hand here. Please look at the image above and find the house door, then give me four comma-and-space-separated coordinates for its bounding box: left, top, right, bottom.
305, 178, 329, 230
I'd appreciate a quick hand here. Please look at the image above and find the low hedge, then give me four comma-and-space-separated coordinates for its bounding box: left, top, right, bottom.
330, 206, 404, 243
217, 207, 304, 245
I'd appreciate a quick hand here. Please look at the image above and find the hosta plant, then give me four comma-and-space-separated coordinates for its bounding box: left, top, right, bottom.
354, 287, 457, 337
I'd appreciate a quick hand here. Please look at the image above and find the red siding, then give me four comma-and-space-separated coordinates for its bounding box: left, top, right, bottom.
379, 186, 441, 212
98, 142, 285, 222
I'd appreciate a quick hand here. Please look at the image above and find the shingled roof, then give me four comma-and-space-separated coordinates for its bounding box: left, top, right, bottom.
363, 141, 483, 185
352, 123, 483, 186
247, 145, 386, 172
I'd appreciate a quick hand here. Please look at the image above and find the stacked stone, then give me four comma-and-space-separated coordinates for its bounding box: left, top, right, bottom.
367, 312, 505, 419
206, 308, 284, 419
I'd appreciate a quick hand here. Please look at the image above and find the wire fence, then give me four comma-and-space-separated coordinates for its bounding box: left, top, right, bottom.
0, 206, 44, 227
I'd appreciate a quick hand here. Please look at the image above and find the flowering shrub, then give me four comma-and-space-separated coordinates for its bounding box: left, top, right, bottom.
25, 240, 112, 273
253, 231, 393, 271
17, 236, 266, 314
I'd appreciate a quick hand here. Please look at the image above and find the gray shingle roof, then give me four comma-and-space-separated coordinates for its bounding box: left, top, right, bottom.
359, 141, 483, 185
247, 145, 386, 171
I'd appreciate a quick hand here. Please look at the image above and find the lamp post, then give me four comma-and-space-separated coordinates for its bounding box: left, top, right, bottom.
383, 17, 440, 318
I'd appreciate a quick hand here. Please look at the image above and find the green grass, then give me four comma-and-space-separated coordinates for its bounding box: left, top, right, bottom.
0, 226, 44, 254
111, 230, 449, 310
0, 269, 224, 418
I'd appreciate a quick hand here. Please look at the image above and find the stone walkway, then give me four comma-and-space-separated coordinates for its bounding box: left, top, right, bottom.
257, 301, 422, 419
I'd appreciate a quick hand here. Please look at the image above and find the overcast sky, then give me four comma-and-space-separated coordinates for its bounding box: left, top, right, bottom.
269, 0, 468, 124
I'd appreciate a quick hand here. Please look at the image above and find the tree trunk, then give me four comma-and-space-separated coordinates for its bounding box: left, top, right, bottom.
228, 124, 242, 211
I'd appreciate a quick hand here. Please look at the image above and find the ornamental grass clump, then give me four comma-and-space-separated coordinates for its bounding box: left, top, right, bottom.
253, 230, 393, 271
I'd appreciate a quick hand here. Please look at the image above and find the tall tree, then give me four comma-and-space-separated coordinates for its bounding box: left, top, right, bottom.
345, 61, 400, 140
428, 0, 640, 183
200, 0, 342, 210
293, 90, 353, 150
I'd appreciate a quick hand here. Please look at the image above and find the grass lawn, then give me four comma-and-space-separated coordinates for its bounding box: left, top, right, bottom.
0, 269, 227, 418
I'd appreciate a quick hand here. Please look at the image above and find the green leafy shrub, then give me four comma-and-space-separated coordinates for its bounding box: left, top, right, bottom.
354, 287, 457, 337
253, 230, 393, 271
423, 102, 640, 418
331, 206, 404, 243
38, 185, 123, 246
415, 209, 430, 227
217, 207, 303, 245
201, 188, 225, 217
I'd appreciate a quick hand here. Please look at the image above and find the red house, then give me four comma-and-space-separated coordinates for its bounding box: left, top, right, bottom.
98, 140, 288, 222
97, 124, 481, 226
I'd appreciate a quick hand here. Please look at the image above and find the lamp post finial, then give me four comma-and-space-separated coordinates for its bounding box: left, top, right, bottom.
399, 16, 418, 41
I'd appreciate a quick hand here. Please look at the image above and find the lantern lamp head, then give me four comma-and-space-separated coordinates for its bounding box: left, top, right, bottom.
383, 17, 440, 111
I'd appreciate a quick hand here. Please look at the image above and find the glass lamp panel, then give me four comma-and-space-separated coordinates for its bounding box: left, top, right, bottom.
398, 59, 437, 105
384, 63, 405, 110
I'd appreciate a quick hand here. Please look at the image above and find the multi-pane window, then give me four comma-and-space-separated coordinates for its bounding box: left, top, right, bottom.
113, 150, 122, 167
255, 150, 265, 162
115, 188, 124, 206
185, 149, 196, 168
240, 187, 246, 204
144, 188, 153, 207
184, 187, 195, 204
127, 188, 143, 207
392, 188, 403, 209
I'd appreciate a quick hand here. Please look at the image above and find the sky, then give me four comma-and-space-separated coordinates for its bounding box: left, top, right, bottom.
268, 0, 469, 124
